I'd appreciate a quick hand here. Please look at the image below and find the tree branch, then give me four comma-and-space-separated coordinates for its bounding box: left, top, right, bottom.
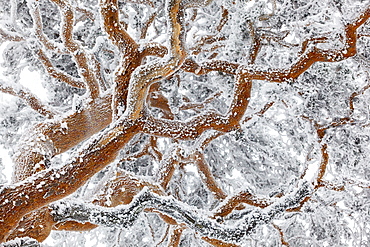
34, 48, 85, 89
141, 74, 251, 139
155, 147, 180, 189
50, 182, 312, 244
193, 151, 227, 200
213, 188, 273, 219
27, 0, 63, 53
0, 117, 139, 241
50, 0, 100, 99
99, 0, 143, 119
0, 80, 56, 118
122, 0, 186, 120
99, 0, 138, 53
0, 28, 24, 42
140, 12, 157, 40
167, 225, 185, 247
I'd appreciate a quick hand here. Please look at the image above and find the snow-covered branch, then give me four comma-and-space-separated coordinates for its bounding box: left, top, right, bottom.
0, 79, 56, 118
1, 0, 369, 245
50, 182, 312, 244
49, 0, 100, 99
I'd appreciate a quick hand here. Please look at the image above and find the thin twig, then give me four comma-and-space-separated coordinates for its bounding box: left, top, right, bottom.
34, 48, 85, 88
0, 28, 24, 42
193, 151, 227, 200
272, 223, 290, 247
140, 12, 158, 39
50, 0, 100, 99
27, 1, 63, 53
0, 80, 56, 118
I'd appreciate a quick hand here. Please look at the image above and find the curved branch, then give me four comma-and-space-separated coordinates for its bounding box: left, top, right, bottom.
140, 43, 168, 57
99, 0, 138, 53
183, 4, 370, 81
99, 0, 143, 119
50, 182, 312, 244
27, 0, 63, 53
123, 0, 186, 120
140, 75, 252, 139
213, 189, 273, 219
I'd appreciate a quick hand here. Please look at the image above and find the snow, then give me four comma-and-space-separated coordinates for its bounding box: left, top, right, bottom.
0, 145, 13, 184
0, 43, 14, 184
0, 0, 369, 246
19, 67, 48, 102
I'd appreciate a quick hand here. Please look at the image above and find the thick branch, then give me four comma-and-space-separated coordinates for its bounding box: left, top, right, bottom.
50, 189, 151, 228
50, 182, 312, 244
99, 0, 138, 53
123, 0, 186, 119
99, 0, 143, 119
12, 95, 112, 181
0, 117, 139, 241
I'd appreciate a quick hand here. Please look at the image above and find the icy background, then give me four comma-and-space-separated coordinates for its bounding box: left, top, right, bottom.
0, 0, 370, 246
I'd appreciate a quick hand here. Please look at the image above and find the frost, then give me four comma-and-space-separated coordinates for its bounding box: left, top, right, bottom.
0, 237, 41, 247
1, 0, 370, 246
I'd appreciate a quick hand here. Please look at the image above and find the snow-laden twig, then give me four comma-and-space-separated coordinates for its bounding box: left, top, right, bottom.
0, 79, 56, 118
49, 0, 101, 99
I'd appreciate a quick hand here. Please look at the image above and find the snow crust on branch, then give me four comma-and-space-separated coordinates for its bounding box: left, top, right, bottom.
50, 181, 312, 244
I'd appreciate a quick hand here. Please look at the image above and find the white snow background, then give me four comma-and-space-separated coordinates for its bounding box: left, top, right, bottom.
0, 41, 47, 183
